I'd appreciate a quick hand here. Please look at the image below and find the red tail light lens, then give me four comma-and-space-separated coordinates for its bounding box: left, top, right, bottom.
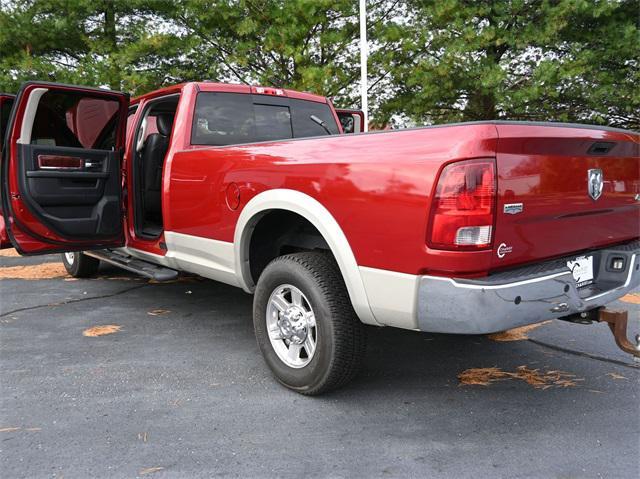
427, 158, 496, 250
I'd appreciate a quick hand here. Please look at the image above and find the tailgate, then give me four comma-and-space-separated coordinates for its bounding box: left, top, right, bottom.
492, 123, 639, 269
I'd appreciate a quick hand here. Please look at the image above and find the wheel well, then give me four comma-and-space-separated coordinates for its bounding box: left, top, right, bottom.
248, 210, 331, 284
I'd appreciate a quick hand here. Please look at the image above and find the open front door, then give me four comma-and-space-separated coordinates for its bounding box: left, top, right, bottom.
1, 82, 129, 255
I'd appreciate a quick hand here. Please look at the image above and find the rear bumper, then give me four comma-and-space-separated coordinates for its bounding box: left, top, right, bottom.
416, 242, 640, 334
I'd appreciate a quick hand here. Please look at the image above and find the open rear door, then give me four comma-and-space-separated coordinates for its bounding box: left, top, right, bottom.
1, 82, 129, 255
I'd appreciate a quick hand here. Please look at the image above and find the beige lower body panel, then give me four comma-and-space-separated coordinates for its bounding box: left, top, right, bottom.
359, 266, 419, 330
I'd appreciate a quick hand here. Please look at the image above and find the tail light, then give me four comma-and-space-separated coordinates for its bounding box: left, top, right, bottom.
427, 158, 496, 250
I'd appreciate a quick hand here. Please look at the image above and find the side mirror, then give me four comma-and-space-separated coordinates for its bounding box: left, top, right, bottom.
336, 109, 365, 134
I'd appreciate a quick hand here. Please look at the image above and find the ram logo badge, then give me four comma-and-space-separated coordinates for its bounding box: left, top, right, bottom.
588, 168, 604, 201
504, 203, 523, 215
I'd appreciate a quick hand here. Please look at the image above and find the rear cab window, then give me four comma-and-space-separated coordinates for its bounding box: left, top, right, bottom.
254, 103, 293, 141
191, 92, 338, 146
289, 98, 339, 137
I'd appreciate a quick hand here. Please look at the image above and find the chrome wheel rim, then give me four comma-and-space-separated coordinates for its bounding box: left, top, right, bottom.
64, 252, 75, 264
266, 284, 317, 368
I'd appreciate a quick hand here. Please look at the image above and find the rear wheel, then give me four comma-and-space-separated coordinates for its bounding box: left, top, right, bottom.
253, 252, 366, 395
61, 251, 100, 278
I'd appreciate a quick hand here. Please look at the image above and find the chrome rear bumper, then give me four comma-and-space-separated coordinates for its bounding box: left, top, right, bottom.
416, 243, 640, 334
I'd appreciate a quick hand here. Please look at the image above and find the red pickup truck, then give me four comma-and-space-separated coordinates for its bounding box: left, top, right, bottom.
1, 82, 639, 394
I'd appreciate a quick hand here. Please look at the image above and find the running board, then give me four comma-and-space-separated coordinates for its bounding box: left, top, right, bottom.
85, 250, 179, 282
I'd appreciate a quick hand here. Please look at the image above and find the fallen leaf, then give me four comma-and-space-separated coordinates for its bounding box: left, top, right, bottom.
147, 309, 170, 316
82, 325, 122, 337
457, 367, 508, 386
619, 293, 640, 305
555, 379, 577, 388
0, 427, 21, 432
488, 321, 551, 342
459, 365, 581, 389
607, 372, 627, 380
139, 466, 164, 475
0, 263, 68, 280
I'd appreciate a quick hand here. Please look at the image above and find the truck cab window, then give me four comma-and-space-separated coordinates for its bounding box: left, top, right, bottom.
254, 104, 292, 141
191, 92, 339, 146
192, 92, 256, 146
30, 92, 119, 149
290, 99, 339, 137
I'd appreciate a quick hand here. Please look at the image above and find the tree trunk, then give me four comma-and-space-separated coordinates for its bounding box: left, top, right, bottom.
464, 40, 506, 120
103, 2, 120, 90
465, 92, 497, 120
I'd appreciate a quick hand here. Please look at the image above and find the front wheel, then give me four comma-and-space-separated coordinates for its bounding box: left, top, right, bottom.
253, 252, 366, 395
61, 251, 100, 278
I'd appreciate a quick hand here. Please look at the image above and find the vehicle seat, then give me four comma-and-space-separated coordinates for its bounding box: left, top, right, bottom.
142, 114, 174, 219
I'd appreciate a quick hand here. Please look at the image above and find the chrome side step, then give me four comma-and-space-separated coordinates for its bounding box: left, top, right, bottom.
85, 250, 179, 282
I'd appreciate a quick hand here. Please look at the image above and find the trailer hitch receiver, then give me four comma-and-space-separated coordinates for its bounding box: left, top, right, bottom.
597, 308, 640, 359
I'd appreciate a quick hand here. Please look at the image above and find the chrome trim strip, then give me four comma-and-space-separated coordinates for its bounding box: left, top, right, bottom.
421, 270, 572, 290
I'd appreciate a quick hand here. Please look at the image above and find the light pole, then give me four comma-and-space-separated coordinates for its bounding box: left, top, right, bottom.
359, 0, 368, 132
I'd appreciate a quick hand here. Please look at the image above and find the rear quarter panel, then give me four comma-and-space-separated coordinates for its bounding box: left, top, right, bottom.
164, 124, 499, 275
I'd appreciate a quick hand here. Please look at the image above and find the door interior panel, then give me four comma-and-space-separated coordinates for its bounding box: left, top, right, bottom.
26, 175, 104, 205
1, 82, 128, 254
17, 143, 121, 238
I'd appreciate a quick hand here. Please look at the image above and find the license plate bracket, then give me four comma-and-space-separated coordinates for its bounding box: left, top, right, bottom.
567, 255, 594, 288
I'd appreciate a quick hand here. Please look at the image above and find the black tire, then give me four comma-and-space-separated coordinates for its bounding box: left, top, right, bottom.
253, 252, 366, 395
61, 251, 100, 278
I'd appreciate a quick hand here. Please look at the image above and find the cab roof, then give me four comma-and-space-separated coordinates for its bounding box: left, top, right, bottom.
131, 82, 328, 105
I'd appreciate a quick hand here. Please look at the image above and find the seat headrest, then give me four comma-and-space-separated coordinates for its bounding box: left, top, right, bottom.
156, 114, 174, 137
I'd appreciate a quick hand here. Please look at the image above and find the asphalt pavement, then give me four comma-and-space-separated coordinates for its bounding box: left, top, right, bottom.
1, 251, 638, 479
